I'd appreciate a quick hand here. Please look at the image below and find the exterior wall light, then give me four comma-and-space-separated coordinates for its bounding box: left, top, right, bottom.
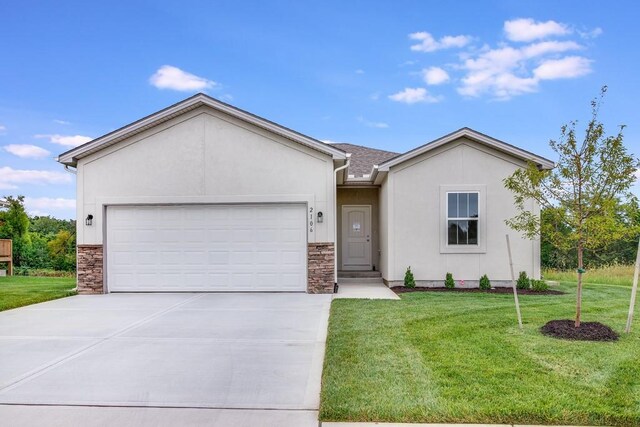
317, 211, 323, 223
86, 214, 93, 226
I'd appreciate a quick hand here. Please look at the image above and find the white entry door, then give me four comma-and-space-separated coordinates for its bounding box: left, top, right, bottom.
341, 205, 372, 270
106, 204, 307, 292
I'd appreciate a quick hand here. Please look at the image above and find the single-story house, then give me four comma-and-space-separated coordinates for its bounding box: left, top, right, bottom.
57, 93, 554, 294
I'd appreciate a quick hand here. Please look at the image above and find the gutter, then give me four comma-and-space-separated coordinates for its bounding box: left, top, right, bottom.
333, 155, 351, 290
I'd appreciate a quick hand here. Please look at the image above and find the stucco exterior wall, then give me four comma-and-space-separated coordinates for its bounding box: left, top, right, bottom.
380, 138, 540, 284
336, 187, 380, 270
75, 106, 335, 246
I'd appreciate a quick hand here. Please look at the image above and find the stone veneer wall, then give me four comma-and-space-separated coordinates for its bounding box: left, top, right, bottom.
307, 242, 335, 293
77, 244, 104, 294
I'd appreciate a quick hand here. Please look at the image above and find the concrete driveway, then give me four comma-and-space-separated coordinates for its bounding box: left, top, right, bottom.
0, 292, 332, 426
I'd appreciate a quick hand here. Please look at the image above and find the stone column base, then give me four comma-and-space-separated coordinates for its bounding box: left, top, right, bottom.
307, 242, 335, 294
77, 245, 104, 294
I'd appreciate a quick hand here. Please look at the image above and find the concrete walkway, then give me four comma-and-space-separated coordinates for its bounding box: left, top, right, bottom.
334, 282, 400, 300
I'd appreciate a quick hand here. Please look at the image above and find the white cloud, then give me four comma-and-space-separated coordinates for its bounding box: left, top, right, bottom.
0, 167, 71, 189
389, 87, 442, 104
24, 197, 76, 212
534, 56, 593, 80
578, 27, 603, 39
0, 125, 6, 133
149, 65, 216, 91
4, 144, 51, 159
358, 117, 389, 129
423, 67, 450, 85
35, 134, 93, 147
409, 32, 471, 52
504, 18, 571, 42
53, 119, 70, 125
355, 69, 365, 74
457, 39, 588, 99
521, 40, 582, 57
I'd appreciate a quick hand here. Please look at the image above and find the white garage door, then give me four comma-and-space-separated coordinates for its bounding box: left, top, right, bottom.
106, 204, 307, 292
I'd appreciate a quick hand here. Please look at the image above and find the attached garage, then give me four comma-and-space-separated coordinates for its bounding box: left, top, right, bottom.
59, 94, 347, 294
106, 204, 307, 292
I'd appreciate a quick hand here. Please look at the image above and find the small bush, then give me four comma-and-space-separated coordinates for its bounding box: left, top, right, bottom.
530, 279, 549, 292
445, 272, 455, 289
479, 274, 491, 290
404, 266, 416, 288
516, 271, 530, 290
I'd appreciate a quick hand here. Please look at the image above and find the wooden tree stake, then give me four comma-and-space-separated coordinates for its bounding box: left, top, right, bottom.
506, 234, 523, 330
625, 237, 640, 333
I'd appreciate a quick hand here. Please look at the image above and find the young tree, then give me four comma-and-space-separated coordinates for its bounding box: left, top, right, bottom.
504, 87, 640, 327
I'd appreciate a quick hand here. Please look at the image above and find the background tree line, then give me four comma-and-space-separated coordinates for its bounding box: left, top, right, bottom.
540, 197, 640, 269
0, 196, 76, 273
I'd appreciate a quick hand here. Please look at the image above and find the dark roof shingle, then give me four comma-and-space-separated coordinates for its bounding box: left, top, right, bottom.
331, 143, 398, 178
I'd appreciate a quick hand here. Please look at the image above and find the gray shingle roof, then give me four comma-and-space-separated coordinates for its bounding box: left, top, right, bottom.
331, 143, 399, 178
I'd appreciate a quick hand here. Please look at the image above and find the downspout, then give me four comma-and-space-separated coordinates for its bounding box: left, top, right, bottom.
63, 165, 77, 175
333, 155, 351, 290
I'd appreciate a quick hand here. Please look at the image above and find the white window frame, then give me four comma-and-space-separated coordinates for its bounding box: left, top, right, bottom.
446, 191, 479, 246
439, 185, 487, 254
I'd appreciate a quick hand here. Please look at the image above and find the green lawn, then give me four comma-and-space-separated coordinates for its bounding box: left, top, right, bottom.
0, 276, 77, 311
320, 282, 640, 426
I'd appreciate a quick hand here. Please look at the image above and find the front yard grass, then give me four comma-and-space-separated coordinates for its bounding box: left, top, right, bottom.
320, 282, 640, 426
0, 276, 77, 311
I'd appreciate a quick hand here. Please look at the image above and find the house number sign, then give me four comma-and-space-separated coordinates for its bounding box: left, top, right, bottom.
309, 207, 314, 233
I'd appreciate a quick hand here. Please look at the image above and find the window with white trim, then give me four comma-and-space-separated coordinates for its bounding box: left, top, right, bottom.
447, 192, 479, 245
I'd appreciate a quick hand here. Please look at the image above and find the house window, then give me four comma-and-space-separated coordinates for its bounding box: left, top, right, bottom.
447, 192, 478, 245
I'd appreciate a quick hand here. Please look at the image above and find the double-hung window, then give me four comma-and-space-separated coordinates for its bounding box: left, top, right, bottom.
447, 192, 479, 245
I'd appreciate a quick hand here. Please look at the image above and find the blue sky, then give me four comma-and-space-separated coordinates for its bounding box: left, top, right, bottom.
0, 1, 638, 219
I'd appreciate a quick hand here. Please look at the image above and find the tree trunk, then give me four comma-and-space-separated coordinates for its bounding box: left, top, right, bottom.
575, 242, 583, 328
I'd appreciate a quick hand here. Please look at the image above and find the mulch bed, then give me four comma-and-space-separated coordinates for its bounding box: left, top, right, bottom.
391, 286, 564, 295
540, 319, 619, 341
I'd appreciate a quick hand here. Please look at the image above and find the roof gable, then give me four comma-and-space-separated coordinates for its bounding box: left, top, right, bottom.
378, 127, 554, 171
57, 93, 347, 166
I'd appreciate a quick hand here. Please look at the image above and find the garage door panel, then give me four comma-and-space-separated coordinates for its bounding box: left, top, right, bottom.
107, 204, 307, 292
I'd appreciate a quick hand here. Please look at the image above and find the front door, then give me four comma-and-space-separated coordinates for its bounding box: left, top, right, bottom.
341, 205, 372, 270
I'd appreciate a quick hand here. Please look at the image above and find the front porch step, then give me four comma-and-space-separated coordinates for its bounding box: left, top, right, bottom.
338, 270, 382, 278
338, 277, 384, 284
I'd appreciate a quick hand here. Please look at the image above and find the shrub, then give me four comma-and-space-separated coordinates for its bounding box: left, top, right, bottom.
530, 279, 549, 292
445, 272, 455, 289
479, 274, 491, 290
404, 266, 416, 288
516, 271, 530, 290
